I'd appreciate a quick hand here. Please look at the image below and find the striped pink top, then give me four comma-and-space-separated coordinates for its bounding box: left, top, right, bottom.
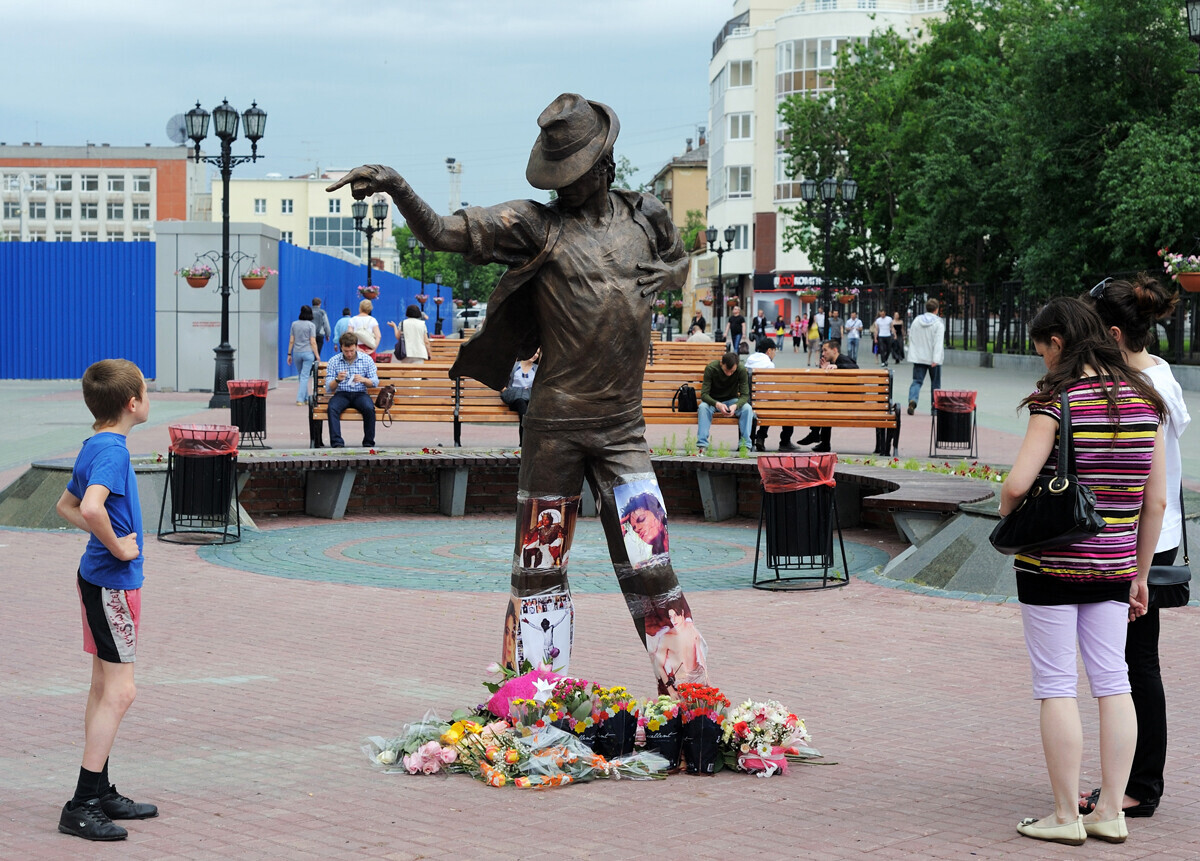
1014, 378, 1159, 598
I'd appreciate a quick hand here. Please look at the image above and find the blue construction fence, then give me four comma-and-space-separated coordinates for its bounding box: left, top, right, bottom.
277, 244, 421, 379
0, 241, 156, 380
0, 240, 423, 381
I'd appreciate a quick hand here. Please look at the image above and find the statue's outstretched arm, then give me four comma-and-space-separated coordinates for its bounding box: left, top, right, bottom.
327, 165, 467, 253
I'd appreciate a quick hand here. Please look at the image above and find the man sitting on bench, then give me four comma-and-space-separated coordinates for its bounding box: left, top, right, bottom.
797, 339, 858, 453
325, 331, 379, 448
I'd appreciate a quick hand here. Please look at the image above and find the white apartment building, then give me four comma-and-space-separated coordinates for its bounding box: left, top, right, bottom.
213, 173, 398, 273
0, 143, 206, 242
705, 0, 945, 320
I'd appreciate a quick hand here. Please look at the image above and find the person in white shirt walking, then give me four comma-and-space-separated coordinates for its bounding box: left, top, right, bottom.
843, 311, 863, 362
905, 299, 945, 414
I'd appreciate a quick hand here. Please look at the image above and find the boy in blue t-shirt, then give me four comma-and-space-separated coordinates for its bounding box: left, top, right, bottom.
54, 359, 157, 841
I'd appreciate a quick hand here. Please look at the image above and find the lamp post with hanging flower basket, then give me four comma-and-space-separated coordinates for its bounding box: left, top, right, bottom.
240, 265, 276, 290
184, 97, 267, 409
835, 287, 860, 305
177, 264, 215, 289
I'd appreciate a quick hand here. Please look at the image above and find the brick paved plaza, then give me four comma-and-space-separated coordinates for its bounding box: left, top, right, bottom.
2, 362, 1198, 859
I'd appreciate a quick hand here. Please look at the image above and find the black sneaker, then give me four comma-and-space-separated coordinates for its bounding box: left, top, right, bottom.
100, 785, 158, 819
907, 399, 917, 415
58, 798, 128, 841
778, 441, 798, 452
752, 439, 766, 452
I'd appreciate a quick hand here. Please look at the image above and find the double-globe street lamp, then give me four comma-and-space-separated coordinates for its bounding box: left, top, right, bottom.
186, 99, 266, 409
799, 176, 857, 314
434, 273, 444, 334
406, 235, 431, 326
351, 197, 389, 287
706, 225, 737, 335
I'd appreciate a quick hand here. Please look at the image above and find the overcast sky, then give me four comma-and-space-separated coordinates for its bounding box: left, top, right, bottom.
3, 0, 735, 211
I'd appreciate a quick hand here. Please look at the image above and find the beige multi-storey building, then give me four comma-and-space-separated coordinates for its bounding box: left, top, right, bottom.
705, 0, 945, 325
213, 172, 398, 272
650, 136, 710, 328
0, 143, 205, 242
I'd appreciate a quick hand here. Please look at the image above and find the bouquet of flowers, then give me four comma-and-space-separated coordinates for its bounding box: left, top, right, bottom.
590, 685, 639, 759
549, 677, 597, 739
721, 700, 821, 776
640, 695, 683, 768
1159, 247, 1200, 282
363, 711, 464, 775
677, 683, 730, 775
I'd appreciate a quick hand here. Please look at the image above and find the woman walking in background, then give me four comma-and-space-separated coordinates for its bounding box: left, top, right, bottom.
805, 311, 819, 365
1079, 275, 1191, 821
1001, 297, 1165, 847
287, 305, 319, 405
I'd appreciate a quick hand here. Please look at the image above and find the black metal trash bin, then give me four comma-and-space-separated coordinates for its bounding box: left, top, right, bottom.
930, 390, 978, 458
753, 454, 848, 591
228, 380, 269, 449
158, 424, 241, 545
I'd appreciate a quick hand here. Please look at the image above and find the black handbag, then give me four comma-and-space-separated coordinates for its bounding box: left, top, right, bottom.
1148, 486, 1192, 609
989, 391, 1107, 555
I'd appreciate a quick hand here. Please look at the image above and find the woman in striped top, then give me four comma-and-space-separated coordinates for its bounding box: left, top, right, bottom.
1080, 275, 1190, 821
1002, 297, 1166, 846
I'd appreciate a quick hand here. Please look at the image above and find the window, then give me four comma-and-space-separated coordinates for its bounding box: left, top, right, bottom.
30, 174, 48, 191
731, 224, 750, 250
81, 175, 99, 192
308, 216, 361, 255
776, 37, 847, 99
2, 174, 18, 191
815, 0, 836, 9
131, 230, 151, 242
107, 202, 124, 219
281, 199, 294, 214
55, 201, 72, 220
107, 176, 125, 193
132, 203, 150, 220
2, 202, 19, 219
28, 201, 46, 219
729, 60, 752, 87
56, 174, 73, 192
56, 230, 73, 241
108, 232, 126, 242
329, 199, 341, 214
857, 0, 878, 8
727, 166, 752, 199
80, 203, 98, 219
80, 230, 99, 242
281, 230, 294, 244
28, 231, 45, 241
254, 198, 267, 214
132, 175, 151, 193
728, 113, 752, 141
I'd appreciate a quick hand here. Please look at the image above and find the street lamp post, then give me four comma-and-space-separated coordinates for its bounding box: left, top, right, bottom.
351, 197, 389, 287
799, 176, 857, 315
1187, 0, 1200, 72
705, 225, 737, 335
459, 279, 470, 338
434, 273, 444, 334
407, 235, 428, 315
186, 98, 266, 409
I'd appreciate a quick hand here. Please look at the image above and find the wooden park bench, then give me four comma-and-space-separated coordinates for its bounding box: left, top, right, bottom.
748, 367, 900, 454
309, 362, 456, 446
648, 340, 726, 365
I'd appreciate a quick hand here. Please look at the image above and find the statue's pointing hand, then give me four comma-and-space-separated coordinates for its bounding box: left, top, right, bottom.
325, 164, 402, 200
635, 258, 688, 298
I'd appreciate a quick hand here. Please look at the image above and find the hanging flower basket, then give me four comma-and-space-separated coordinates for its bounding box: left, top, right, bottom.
1178, 272, 1200, 292
241, 276, 267, 290
433, 296, 444, 305
798, 292, 818, 302
414, 293, 429, 306
453, 298, 464, 307
725, 296, 739, 307
836, 294, 855, 304
359, 286, 380, 301
186, 275, 211, 289
177, 264, 214, 288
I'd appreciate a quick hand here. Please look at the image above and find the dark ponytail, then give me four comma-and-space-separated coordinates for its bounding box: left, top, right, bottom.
1084, 272, 1178, 352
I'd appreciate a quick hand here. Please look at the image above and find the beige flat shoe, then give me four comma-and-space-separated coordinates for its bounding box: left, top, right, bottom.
1083, 812, 1127, 844
1017, 815, 1087, 846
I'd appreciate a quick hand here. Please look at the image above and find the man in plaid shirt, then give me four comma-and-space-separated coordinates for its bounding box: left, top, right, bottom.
324, 331, 379, 447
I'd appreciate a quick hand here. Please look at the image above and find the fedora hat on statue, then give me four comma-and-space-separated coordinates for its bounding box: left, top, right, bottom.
526, 93, 620, 191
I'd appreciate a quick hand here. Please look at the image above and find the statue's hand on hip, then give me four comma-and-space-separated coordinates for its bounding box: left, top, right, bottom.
635, 258, 688, 297
326, 164, 403, 199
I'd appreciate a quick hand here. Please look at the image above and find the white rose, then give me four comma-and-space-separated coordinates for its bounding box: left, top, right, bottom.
377, 749, 397, 765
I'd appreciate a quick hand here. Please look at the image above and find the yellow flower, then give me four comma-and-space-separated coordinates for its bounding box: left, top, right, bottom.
504, 749, 520, 764
648, 719, 661, 731
463, 721, 484, 735
573, 721, 585, 733
441, 729, 463, 745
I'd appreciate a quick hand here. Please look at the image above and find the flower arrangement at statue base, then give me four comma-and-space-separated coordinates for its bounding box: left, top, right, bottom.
363, 664, 826, 789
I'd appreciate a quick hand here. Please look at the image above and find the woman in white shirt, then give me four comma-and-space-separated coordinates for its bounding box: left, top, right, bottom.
1080, 274, 1191, 821
351, 299, 382, 358
387, 304, 431, 364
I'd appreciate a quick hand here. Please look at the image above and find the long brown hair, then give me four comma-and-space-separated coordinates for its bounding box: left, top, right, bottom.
1019, 297, 1165, 420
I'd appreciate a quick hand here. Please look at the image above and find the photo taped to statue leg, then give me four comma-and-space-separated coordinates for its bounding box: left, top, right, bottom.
612, 477, 670, 569
512, 588, 574, 674
643, 587, 708, 698
514, 493, 581, 571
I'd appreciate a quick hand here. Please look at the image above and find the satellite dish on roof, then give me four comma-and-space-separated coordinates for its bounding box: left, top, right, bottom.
166, 114, 188, 145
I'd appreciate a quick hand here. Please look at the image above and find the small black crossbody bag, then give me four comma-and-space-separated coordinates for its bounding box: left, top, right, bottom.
1148, 486, 1192, 609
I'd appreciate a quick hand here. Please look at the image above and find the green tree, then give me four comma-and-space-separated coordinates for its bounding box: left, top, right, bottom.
778, 26, 922, 289
681, 209, 706, 253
